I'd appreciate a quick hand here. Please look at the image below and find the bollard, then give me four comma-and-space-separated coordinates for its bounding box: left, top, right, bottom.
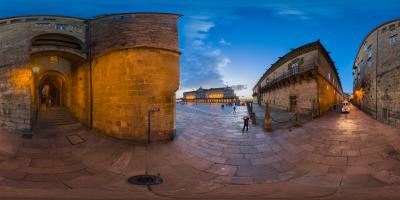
295, 111, 301, 127
264, 102, 272, 132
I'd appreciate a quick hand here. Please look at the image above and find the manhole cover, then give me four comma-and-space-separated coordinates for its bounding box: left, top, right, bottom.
127, 175, 163, 186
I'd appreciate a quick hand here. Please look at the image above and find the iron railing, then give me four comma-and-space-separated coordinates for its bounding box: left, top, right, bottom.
260, 63, 316, 91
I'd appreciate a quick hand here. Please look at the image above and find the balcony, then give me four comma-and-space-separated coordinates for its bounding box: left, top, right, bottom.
260, 63, 317, 92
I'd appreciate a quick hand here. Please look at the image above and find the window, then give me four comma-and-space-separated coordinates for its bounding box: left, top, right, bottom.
10, 19, 22, 23
112, 15, 132, 20
328, 72, 331, 80
382, 27, 387, 33
55, 24, 67, 30
367, 47, 373, 58
43, 18, 56, 22
390, 34, 397, 45
367, 60, 372, 67
50, 56, 59, 64
290, 62, 299, 74
363, 43, 368, 51
26, 18, 38, 22
35, 23, 50, 27
389, 24, 396, 32
0, 21, 7, 26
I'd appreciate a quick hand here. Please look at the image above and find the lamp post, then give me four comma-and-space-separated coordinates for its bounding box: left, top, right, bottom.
128, 106, 162, 190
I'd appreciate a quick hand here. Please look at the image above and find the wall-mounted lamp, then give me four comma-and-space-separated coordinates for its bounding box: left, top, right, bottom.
32, 66, 40, 73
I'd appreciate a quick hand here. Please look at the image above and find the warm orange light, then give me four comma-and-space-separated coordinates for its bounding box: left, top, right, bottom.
185, 95, 196, 100
354, 89, 364, 99
207, 93, 224, 99
11, 68, 31, 94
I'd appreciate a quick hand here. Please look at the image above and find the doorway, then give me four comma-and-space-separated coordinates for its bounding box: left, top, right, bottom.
39, 72, 65, 108
290, 96, 297, 112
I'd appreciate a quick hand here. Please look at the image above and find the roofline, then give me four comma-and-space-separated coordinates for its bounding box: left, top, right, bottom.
0, 15, 86, 21
352, 18, 400, 68
183, 87, 233, 94
93, 12, 183, 19
253, 40, 343, 91
0, 12, 183, 22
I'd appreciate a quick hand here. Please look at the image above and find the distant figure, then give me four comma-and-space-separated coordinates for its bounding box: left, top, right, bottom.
221, 104, 225, 109
233, 106, 236, 114
41, 85, 50, 107
242, 115, 249, 132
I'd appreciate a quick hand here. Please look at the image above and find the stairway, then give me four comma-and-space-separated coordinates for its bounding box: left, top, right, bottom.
34, 106, 82, 138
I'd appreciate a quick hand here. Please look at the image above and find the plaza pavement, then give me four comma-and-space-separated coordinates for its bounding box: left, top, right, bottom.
0, 104, 399, 199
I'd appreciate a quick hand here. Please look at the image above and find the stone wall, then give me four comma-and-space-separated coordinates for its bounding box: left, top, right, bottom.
253, 41, 343, 116
89, 13, 180, 142
0, 66, 31, 132
92, 48, 179, 142
0, 16, 86, 132
0, 13, 181, 142
262, 79, 317, 113
69, 63, 89, 126
353, 19, 400, 126
317, 75, 340, 115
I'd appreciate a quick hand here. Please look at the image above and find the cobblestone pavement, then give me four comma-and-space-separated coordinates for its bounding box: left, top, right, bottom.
0, 104, 399, 199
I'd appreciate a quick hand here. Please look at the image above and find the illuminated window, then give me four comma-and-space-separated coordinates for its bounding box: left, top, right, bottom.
390, 34, 397, 45
50, 56, 59, 64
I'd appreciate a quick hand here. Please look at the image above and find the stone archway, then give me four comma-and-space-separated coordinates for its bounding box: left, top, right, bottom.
38, 71, 66, 108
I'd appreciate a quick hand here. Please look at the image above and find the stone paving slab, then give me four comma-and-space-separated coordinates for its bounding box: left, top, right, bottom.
0, 105, 398, 199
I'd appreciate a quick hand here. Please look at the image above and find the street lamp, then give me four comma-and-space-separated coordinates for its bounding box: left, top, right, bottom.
32, 66, 40, 73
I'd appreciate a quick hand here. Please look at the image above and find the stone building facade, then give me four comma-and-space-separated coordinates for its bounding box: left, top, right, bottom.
0, 13, 181, 142
253, 41, 343, 116
183, 87, 238, 103
353, 19, 400, 127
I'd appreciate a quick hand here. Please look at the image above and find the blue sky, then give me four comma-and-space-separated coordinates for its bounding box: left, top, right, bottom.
1, 0, 399, 97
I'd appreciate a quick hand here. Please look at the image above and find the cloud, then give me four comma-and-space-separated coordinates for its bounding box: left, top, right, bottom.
180, 14, 232, 91
217, 57, 231, 68
219, 38, 232, 46
265, 2, 339, 21
230, 84, 247, 91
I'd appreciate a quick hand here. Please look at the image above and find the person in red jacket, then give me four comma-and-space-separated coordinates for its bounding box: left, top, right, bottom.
242, 115, 250, 132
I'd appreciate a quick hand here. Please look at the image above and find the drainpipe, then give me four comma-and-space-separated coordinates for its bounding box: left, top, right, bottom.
376, 29, 379, 120
88, 20, 93, 128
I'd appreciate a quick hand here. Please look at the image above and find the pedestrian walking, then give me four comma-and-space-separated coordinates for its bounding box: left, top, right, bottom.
233, 106, 236, 114
242, 115, 249, 132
